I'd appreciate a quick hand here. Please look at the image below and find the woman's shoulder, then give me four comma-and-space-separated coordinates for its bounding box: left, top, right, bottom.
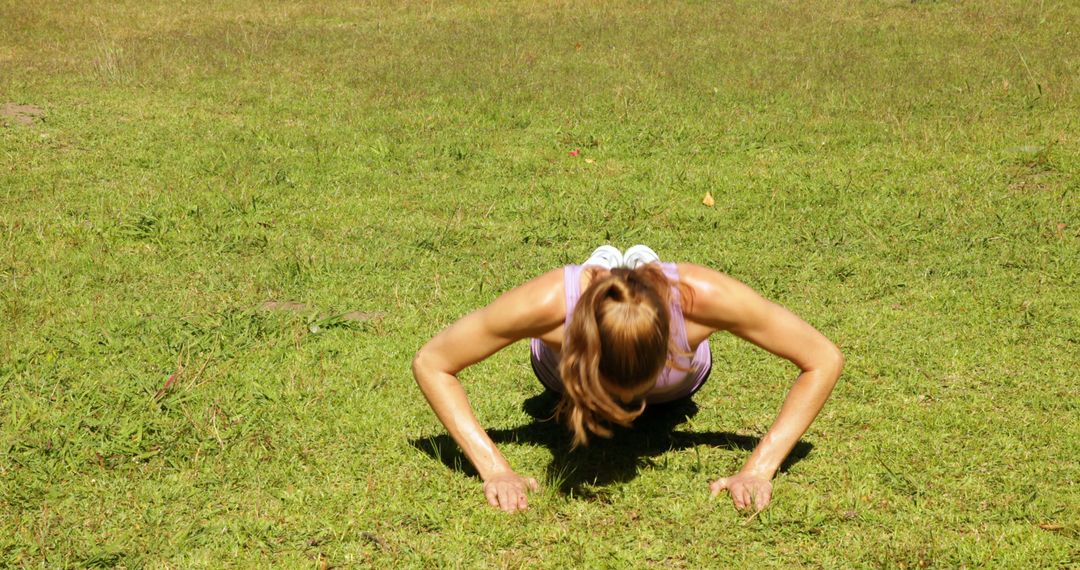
674, 262, 730, 293
519, 267, 566, 309
675, 262, 763, 328
481, 267, 567, 335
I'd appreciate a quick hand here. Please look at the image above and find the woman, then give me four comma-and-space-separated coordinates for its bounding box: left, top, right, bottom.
412, 245, 844, 513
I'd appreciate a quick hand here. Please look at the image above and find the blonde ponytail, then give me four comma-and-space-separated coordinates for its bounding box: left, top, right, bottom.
557, 264, 676, 447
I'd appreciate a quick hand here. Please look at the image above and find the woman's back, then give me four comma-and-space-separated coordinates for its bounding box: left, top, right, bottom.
530, 262, 712, 404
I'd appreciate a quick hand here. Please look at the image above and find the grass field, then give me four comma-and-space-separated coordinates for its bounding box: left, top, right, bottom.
2, 0, 1078, 567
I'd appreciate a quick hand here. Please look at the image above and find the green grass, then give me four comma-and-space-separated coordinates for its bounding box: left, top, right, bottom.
1, 0, 1078, 567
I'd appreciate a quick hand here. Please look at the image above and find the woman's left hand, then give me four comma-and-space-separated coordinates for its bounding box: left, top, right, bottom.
710, 472, 773, 512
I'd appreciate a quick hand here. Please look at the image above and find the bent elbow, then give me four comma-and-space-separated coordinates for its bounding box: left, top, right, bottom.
828, 343, 845, 378
807, 341, 844, 383
412, 344, 454, 388
410, 349, 427, 380
411, 346, 433, 385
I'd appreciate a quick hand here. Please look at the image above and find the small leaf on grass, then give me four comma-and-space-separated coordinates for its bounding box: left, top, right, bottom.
154, 352, 186, 401
361, 531, 389, 550
154, 369, 182, 401
1038, 523, 1064, 531
702, 191, 715, 207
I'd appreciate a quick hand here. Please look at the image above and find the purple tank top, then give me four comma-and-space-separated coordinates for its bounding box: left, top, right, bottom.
529, 263, 712, 404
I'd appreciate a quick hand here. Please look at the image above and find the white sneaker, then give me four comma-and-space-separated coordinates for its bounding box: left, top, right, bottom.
623, 244, 660, 269
583, 245, 624, 269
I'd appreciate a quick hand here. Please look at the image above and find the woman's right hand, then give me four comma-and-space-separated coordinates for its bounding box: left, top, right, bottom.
483, 471, 540, 513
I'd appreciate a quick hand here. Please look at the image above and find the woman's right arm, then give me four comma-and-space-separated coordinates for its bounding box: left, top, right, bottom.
411, 268, 565, 512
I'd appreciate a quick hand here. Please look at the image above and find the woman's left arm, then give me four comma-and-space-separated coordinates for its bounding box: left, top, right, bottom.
679, 264, 845, 513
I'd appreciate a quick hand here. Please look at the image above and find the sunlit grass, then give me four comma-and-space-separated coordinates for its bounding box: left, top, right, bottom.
1, 0, 1077, 567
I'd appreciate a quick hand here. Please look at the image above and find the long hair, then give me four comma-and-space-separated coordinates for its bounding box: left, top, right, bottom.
557, 263, 682, 447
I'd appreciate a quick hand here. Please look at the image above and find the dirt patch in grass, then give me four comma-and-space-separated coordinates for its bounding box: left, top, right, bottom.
340, 310, 385, 321
1, 103, 44, 126
260, 300, 314, 312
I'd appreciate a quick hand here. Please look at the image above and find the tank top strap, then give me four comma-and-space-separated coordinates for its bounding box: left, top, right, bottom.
563, 264, 584, 327
660, 262, 692, 353
659, 262, 679, 283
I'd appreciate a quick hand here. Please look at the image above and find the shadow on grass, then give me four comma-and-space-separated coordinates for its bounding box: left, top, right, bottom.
410, 391, 813, 499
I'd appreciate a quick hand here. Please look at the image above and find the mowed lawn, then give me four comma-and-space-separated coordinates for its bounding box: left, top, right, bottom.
1, 0, 1077, 567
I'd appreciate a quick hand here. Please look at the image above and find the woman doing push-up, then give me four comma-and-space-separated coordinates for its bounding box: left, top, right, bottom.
412, 245, 844, 513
